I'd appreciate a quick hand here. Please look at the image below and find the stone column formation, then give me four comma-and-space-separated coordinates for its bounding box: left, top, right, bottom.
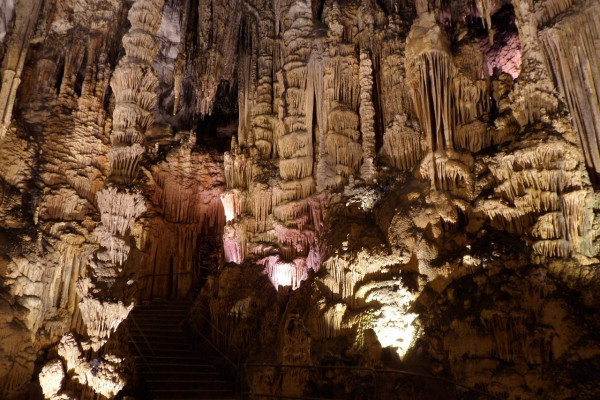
359, 50, 377, 183
95, 0, 165, 270
43, 0, 164, 397
274, 0, 316, 260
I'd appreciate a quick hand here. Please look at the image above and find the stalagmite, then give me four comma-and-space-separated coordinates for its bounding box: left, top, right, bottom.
57, 334, 126, 398
39, 360, 65, 399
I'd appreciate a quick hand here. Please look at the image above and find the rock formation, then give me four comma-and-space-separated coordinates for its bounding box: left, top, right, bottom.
0, 0, 599, 399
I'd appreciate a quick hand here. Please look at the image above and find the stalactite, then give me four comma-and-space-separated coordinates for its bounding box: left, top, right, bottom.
109, 0, 164, 182
96, 187, 147, 236
224, 223, 246, 264
0, 0, 44, 140
224, 148, 255, 189
532, 239, 573, 258
108, 144, 145, 179
480, 311, 552, 364
318, 303, 347, 338
478, 131, 595, 257
191, 0, 241, 115
511, 0, 560, 127
453, 45, 490, 134
259, 255, 313, 290
561, 190, 594, 254
3, 0, 600, 398
529, 211, 566, 240
539, 2, 600, 179
418, 151, 474, 196
94, 227, 131, 266
406, 19, 455, 152
379, 36, 413, 135
474, 0, 496, 44
380, 113, 423, 170
221, 189, 245, 223
406, 13, 460, 192
248, 183, 273, 232
150, 146, 226, 231
535, 0, 575, 26
76, 279, 133, 351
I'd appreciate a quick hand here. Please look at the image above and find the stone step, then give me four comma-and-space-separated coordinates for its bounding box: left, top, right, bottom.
147, 379, 231, 389
133, 311, 190, 316
140, 366, 222, 376
129, 299, 237, 399
131, 314, 189, 320
140, 367, 221, 375
133, 305, 191, 310
130, 322, 187, 329
152, 396, 239, 400
135, 336, 192, 349
150, 388, 235, 398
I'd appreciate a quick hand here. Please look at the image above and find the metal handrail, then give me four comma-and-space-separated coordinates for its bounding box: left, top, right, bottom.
128, 314, 155, 375
136, 266, 214, 279
248, 393, 344, 400
244, 364, 377, 400
376, 368, 503, 398
193, 328, 237, 369
192, 310, 246, 398
194, 310, 244, 355
244, 363, 505, 400
136, 271, 194, 280
133, 271, 199, 301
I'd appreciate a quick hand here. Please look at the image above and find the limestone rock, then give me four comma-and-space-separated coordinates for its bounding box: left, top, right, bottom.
39, 360, 64, 399
1, 0, 600, 399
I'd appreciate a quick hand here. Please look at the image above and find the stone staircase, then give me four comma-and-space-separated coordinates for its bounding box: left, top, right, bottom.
128, 298, 238, 400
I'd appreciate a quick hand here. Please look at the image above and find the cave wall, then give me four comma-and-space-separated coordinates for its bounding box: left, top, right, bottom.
0, 0, 599, 399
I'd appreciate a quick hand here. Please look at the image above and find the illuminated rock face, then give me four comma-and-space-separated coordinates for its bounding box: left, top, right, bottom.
0, 0, 600, 399
193, 0, 600, 398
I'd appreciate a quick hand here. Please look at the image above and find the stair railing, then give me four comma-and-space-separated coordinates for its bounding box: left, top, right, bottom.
243, 363, 505, 400
128, 314, 155, 375
134, 271, 195, 300
191, 310, 247, 399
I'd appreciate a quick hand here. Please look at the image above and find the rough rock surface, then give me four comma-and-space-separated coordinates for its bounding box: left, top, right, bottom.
0, 0, 599, 399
